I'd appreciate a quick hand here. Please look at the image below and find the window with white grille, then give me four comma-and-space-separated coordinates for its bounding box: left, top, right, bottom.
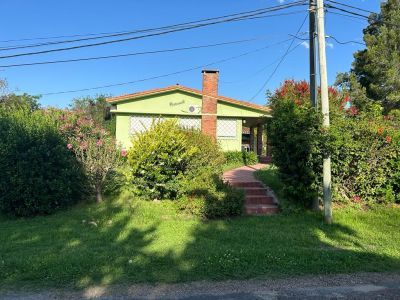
179, 117, 201, 130
130, 116, 164, 134
217, 119, 237, 138
130, 115, 201, 134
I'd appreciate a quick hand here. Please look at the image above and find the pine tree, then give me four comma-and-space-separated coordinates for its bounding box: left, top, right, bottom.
352, 0, 400, 112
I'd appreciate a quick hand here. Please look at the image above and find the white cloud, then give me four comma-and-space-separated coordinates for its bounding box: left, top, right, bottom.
301, 41, 310, 49
326, 42, 334, 49
278, 0, 285, 3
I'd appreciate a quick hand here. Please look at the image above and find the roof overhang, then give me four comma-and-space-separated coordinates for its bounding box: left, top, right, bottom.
106, 85, 271, 114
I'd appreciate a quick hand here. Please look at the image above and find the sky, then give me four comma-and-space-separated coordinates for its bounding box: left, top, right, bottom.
0, 0, 382, 108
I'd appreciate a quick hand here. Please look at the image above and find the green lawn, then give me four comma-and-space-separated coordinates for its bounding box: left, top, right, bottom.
1, 191, 399, 290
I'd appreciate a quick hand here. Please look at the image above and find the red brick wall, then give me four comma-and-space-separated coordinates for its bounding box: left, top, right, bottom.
201, 70, 219, 140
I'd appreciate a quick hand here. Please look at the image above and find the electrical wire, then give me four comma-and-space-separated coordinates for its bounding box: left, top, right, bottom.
37, 38, 296, 96
326, 0, 376, 14
0, 36, 288, 68
0, 9, 306, 51
250, 14, 308, 101
0, 2, 307, 57
327, 36, 365, 46
0, 2, 306, 45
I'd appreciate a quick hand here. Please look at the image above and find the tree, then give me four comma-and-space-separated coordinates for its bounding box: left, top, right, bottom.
70, 95, 116, 136
351, 0, 400, 112
58, 111, 123, 203
0, 79, 40, 112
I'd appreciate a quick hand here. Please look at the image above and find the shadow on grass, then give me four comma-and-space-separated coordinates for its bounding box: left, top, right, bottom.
0, 190, 399, 295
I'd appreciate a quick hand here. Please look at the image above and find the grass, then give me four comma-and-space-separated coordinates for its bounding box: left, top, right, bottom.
1, 191, 400, 290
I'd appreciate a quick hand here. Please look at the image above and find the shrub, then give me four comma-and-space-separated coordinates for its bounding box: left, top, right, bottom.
329, 107, 400, 204
0, 108, 86, 217
127, 120, 198, 200
268, 80, 326, 208
127, 119, 244, 218
58, 111, 124, 202
268, 79, 400, 207
224, 151, 258, 166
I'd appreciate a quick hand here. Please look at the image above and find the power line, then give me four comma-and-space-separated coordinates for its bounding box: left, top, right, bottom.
250, 14, 308, 101
220, 43, 304, 84
326, 0, 376, 14
326, 4, 400, 28
0, 2, 307, 58
327, 36, 365, 46
37, 39, 295, 96
0, 9, 306, 51
0, 36, 287, 68
0, 2, 306, 45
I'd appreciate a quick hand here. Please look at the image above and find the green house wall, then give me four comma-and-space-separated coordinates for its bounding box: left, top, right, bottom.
112, 90, 268, 151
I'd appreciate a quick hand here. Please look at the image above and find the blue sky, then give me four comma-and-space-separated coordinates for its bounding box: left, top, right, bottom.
0, 0, 381, 107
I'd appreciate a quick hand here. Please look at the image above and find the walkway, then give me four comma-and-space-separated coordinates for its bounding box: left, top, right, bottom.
223, 164, 279, 215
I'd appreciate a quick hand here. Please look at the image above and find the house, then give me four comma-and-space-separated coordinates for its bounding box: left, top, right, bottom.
106, 70, 271, 154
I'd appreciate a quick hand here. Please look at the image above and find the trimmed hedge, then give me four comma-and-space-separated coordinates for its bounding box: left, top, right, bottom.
0, 109, 86, 217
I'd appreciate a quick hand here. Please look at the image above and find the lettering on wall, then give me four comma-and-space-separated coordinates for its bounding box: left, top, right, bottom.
169, 100, 185, 107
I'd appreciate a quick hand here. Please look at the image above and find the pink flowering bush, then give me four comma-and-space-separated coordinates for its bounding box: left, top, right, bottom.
58, 111, 124, 202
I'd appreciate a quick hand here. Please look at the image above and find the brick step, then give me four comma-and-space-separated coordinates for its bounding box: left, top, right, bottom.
229, 181, 264, 188
243, 187, 268, 196
245, 204, 279, 215
245, 195, 275, 205
259, 156, 272, 164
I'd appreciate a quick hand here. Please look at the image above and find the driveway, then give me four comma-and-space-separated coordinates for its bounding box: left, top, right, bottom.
1, 272, 400, 299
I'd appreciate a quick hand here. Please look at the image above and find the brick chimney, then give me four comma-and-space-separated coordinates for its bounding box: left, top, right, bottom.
201, 70, 219, 140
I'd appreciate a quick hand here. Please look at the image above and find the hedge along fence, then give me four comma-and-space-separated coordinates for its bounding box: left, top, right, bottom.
268, 79, 400, 208
0, 108, 87, 217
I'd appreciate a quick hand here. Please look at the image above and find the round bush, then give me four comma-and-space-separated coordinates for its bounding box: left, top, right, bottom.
127, 120, 225, 200
0, 109, 87, 216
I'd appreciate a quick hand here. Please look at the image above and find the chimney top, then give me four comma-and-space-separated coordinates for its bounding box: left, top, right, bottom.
202, 69, 219, 74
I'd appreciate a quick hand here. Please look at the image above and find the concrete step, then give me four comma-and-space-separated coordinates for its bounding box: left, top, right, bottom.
245, 195, 275, 205
245, 204, 279, 215
244, 187, 268, 196
229, 181, 264, 188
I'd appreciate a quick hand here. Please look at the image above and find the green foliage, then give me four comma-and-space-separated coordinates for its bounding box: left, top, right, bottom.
224, 151, 258, 166
348, 0, 400, 112
0, 93, 40, 112
58, 110, 124, 202
0, 108, 86, 217
329, 107, 400, 204
127, 120, 196, 200
126, 120, 243, 218
268, 79, 400, 207
268, 80, 326, 208
70, 95, 116, 136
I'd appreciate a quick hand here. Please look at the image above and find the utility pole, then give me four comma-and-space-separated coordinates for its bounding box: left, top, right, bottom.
316, 0, 332, 224
309, 0, 318, 109
309, 0, 319, 212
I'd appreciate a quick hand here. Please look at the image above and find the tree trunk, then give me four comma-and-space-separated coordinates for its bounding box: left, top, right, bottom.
96, 186, 103, 203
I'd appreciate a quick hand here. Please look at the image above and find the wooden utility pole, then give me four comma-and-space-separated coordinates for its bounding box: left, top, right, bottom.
316, 0, 332, 224
309, 0, 320, 211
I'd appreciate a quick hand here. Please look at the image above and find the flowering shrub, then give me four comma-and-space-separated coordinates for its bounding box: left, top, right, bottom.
0, 108, 86, 216
268, 79, 400, 208
58, 111, 124, 202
